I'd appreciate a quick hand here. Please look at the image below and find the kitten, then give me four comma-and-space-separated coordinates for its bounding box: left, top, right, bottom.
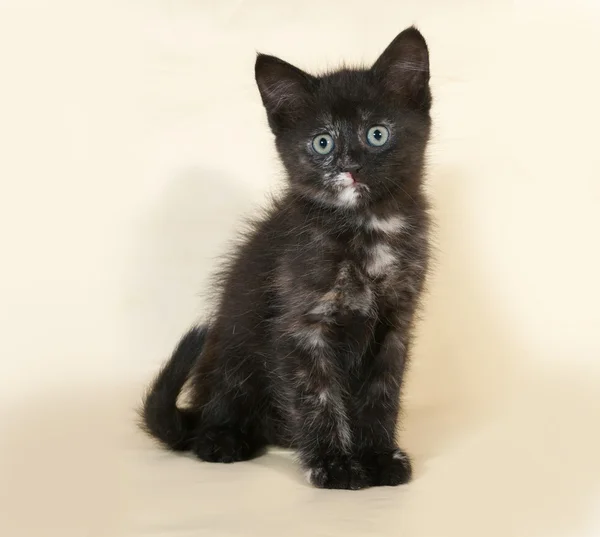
141, 26, 432, 490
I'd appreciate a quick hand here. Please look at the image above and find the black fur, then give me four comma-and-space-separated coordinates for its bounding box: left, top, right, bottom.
141, 26, 432, 489
140, 326, 207, 451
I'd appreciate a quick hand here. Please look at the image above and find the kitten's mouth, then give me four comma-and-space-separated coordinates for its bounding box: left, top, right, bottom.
336, 172, 358, 188
328, 172, 370, 208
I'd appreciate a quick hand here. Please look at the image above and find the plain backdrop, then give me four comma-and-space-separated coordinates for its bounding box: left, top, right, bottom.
1, 1, 600, 536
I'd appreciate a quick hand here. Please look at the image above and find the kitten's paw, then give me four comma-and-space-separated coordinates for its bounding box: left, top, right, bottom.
192, 426, 262, 463
305, 456, 368, 490
362, 448, 413, 487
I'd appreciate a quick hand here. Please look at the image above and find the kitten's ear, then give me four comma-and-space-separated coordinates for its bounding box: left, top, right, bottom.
372, 26, 431, 111
255, 54, 316, 132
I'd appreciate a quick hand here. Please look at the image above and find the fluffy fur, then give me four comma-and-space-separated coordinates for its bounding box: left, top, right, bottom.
141, 26, 432, 489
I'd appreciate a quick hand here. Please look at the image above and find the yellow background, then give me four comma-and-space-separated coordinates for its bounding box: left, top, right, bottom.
1, 1, 599, 535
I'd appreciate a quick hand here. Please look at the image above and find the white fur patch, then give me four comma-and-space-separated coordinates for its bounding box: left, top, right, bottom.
329, 171, 353, 187
327, 392, 352, 450
336, 187, 359, 207
176, 377, 194, 408
331, 173, 359, 208
366, 243, 397, 277
294, 326, 327, 351
338, 420, 352, 450
304, 469, 313, 483
366, 215, 406, 234
393, 449, 408, 462
314, 385, 352, 450
305, 467, 327, 486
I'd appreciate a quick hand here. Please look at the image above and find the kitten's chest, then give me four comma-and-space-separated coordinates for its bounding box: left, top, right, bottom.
361, 241, 400, 281
331, 239, 402, 321
346, 231, 403, 285
352, 236, 416, 315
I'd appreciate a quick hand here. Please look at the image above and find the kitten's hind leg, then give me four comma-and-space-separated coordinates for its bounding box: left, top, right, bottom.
192, 420, 265, 463
187, 342, 268, 463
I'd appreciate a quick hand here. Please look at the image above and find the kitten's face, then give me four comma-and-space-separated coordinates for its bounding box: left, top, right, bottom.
256, 27, 431, 211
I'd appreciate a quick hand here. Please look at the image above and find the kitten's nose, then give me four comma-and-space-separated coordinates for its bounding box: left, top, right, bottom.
340, 150, 363, 174
342, 162, 362, 174
344, 166, 362, 183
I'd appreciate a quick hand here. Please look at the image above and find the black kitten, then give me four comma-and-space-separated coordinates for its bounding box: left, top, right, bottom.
141, 26, 432, 490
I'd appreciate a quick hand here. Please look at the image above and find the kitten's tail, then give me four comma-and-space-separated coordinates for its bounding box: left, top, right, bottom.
139, 325, 207, 451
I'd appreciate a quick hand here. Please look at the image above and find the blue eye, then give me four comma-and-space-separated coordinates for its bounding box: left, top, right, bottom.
366, 125, 390, 147
312, 133, 334, 155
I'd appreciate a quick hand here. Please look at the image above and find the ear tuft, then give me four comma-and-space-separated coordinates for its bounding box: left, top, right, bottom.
372, 26, 431, 110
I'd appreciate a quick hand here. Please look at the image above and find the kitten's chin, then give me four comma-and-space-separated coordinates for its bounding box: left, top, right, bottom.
330, 184, 369, 210
325, 172, 371, 211
320, 188, 371, 212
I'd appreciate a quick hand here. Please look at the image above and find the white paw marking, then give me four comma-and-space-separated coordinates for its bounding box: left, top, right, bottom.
334, 172, 354, 187
305, 467, 325, 485
304, 469, 313, 483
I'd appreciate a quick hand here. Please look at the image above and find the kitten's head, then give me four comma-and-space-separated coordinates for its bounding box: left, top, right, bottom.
255, 27, 431, 211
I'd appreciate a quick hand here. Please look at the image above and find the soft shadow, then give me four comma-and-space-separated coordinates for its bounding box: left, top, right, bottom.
400, 368, 600, 537
250, 448, 307, 486
399, 170, 600, 536
0, 385, 138, 537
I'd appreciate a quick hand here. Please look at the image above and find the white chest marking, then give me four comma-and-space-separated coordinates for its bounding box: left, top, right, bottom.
366, 214, 406, 234
366, 243, 397, 277
293, 325, 327, 351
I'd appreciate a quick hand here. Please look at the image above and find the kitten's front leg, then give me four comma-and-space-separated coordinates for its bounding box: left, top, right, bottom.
352, 327, 413, 487
281, 327, 368, 490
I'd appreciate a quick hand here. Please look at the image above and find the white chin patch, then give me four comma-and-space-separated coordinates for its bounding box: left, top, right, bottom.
331, 172, 359, 208
337, 186, 359, 207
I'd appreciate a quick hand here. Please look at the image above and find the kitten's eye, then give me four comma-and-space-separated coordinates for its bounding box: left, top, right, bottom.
366, 125, 390, 147
312, 134, 334, 155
